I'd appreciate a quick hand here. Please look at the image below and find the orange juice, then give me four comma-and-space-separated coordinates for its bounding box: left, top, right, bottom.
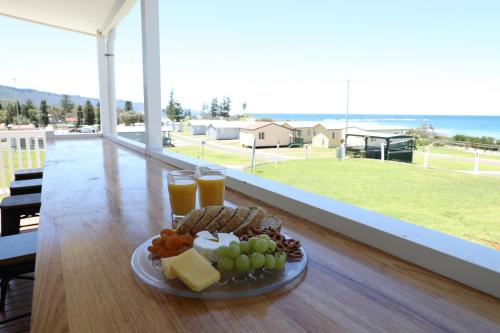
197, 175, 225, 207
168, 179, 197, 215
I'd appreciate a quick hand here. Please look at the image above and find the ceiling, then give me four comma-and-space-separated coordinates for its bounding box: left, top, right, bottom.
0, 0, 136, 35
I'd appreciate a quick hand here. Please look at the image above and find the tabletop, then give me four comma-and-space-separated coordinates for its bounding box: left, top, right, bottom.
31, 138, 500, 333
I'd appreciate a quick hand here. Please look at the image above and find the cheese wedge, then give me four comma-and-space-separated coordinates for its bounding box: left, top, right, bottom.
170, 248, 220, 292
161, 256, 178, 280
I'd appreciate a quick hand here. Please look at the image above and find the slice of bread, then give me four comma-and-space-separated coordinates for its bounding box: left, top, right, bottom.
205, 206, 235, 233
220, 207, 250, 233
176, 208, 205, 234
234, 206, 267, 236
259, 215, 282, 231
189, 206, 223, 236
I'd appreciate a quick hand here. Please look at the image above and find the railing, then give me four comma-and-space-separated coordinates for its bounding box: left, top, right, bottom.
0, 130, 46, 195
439, 140, 500, 152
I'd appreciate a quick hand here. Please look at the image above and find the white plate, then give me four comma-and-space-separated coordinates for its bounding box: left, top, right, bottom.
131, 236, 308, 299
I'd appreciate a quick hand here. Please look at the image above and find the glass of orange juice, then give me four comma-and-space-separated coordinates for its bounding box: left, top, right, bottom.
167, 170, 197, 225
196, 165, 226, 208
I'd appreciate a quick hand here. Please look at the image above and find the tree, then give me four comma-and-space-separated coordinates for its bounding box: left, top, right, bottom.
39, 100, 49, 127
22, 99, 35, 118
61, 95, 74, 116
120, 111, 143, 126
220, 97, 231, 117
83, 100, 95, 125
166, 90, 183, 121
210, 98, 219, 118
95, 102, 100, 125
242, 102, 247, 113
6, 103, 15, 125
76, 105, 83, 126
124, 101, 133, 111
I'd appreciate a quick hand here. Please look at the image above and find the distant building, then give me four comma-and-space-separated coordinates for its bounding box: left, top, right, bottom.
188, 120, 226, 135
240, 122, 291, 148
207, 121, 248, 140
349, 122, 409, 135
282, 121, 318, 144
65, 117, 77, 123
311, 122, 345, 148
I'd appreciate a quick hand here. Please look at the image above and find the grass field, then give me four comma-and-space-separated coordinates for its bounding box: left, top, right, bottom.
165, 145, 265, 167
0, 150, 45, 198
253, 158, 500, 249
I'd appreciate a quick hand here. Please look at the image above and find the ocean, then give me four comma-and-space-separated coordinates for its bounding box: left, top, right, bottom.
248, 114, 500, 139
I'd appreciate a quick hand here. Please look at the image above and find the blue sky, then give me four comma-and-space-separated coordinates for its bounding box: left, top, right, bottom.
1, 0, 500, 115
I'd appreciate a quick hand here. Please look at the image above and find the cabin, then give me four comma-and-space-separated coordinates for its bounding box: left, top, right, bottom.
311, 122, 345, 148
206, 122, 248, 140
240, 122, 291, 147
282, 121, 317, 144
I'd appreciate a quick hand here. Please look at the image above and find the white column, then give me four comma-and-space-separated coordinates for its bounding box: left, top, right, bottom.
96, 31, 110, 134
141, 0, 162, 152
106, 29, 117, 135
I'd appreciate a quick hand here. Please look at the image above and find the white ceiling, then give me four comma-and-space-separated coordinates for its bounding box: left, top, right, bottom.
0, 0, 136, 35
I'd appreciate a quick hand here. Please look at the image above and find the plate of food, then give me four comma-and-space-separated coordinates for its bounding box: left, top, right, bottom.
131, 206, 308, 299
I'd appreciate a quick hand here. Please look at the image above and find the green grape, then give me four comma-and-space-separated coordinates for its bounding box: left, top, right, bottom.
258, 234, 270, 240
240, 241, 249, 254
250, 252, 265, 268
221, 257, 235, 271
248, 237, 258, 251
235, 254, 250, 272
227, 244, 240, 258
267, 240, 277, 253
217, 258, 224, 271
275, 254, 286, 270
264, 254, 276, 270
255, 239, 269, 253
229, 240, 240, 247
216, 246, 228, 258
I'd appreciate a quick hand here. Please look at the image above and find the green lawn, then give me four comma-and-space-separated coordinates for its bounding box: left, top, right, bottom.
164, 145, 265, 167
253, 158, 500, 249
413, 154, 500, 172
0, 150, 45, 198
417, 145, 500, 162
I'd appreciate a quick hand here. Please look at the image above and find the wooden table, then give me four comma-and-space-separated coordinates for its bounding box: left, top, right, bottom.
31, 138, 500, 332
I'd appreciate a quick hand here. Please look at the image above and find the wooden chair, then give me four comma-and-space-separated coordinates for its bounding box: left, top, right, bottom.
14, 168, 43, 181
0, 194, 41, 237
9, 178, 42, 196
0, 231, 37, 316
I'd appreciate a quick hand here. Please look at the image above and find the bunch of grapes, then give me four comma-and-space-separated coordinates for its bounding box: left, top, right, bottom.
216, 234, 286, 273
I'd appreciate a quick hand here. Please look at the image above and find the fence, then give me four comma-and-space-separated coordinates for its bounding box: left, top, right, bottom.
439, 140, 500, 152
0, 130, 46, 195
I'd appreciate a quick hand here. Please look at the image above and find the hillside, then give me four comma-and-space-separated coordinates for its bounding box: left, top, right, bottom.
0, 85, 143, 111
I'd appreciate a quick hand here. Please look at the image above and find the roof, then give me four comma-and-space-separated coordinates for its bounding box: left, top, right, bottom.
242, 122, 289, 131
346, 127, 414, 139
208, 121, 251, 129
317, 121, 346, 130
0, 0, 136, 35
349, 122, 409, 131
283, 121, 318, 129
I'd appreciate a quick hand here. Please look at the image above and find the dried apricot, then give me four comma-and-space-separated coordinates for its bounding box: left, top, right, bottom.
147, 245, 162, 254
180, 234, 193, 245
159, 248, 178, 258
152, 237, 162, 246
160, 229, 175, 237
165, 235, 183, 250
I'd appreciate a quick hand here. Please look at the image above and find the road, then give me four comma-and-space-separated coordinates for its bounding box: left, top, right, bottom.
170, 133, 301, 162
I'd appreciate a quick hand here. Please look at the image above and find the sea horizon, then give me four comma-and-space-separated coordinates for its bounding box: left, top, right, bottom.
248, 113, 500, 139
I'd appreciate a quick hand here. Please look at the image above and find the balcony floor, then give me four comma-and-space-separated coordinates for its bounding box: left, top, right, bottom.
30, 137, 500, 332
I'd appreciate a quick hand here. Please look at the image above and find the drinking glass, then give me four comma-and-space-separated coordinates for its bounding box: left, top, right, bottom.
196, 165, 226, 208
167, 170, 197, 226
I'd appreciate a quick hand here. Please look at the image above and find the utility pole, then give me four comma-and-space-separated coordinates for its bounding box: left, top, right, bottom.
344, 79, 351, 143
13, 78, 20, 126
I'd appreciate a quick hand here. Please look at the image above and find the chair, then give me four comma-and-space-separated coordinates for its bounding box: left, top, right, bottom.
0, 194, 41, 236
9, 178, 43, 196
0, 231, 37, 315
14, 168, 43, 181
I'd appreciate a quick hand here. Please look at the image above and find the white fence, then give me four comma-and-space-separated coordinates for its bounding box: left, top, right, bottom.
0, 130, 46, 195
